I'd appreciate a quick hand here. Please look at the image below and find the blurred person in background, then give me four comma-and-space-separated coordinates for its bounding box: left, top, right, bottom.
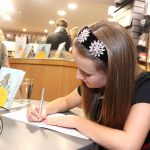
69, 27, 79, 41
46, 18, 71, 51
0, 29, 9, 68
69, 27, 79, 52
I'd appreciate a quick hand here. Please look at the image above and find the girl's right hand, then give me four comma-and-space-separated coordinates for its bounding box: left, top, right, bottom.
27, 105, 47, 122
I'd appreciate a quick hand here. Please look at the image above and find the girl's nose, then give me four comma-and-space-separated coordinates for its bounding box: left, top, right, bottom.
76, 69, 84, 80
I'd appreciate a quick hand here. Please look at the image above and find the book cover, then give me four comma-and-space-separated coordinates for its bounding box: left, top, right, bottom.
27, 44, 39, 58
53, 42, 66, 58
14, 37, 27, 58
35, 44, 51, 58
0, 67, 25, 109
20, 44, 33, 58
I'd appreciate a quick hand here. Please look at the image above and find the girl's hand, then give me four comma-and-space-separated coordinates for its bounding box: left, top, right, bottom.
27, 105, 47, 122
43, 115, 78, 128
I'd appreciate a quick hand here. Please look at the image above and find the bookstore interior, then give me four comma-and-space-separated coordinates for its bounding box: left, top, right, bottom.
0, 1, 150, 150
0, 0, 150, 101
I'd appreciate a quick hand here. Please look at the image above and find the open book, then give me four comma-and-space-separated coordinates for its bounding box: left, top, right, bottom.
2, 108, 89, 140
0, 67, 25, 109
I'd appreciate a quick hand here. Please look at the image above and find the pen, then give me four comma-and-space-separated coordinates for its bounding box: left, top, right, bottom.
39, 88, 45, 114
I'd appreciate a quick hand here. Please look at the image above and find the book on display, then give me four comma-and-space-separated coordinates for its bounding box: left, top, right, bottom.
0, 67, 25, 109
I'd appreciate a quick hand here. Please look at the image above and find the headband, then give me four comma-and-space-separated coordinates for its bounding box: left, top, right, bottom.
77, 26, 108, 63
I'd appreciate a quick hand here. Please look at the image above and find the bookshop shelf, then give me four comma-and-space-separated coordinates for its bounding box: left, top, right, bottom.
9, 58, 80, 101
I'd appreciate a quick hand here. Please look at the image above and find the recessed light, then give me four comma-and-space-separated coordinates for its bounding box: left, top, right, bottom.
22, 28, 27, 32
57, 10, 66, 16
67, 3, 77, 10
48, 20, 54, 25
44, 29, 48, 33
6, 34, 11, 37
0, 0, 15, 13
1, 13, 11, 21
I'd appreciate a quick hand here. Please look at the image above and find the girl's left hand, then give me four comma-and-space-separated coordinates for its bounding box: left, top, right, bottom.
42, 115, 78, 128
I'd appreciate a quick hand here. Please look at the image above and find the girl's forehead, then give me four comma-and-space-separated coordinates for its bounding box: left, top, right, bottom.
72, 48, 98, 73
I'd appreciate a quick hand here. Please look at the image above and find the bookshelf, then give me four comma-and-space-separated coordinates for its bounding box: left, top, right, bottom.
109, 0, 150, 71
137, 14, 150, 71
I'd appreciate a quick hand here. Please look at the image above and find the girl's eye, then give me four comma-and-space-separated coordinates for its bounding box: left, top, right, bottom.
84, 73, 91, 76
78, 69, 91, 77
82, 71, 91, 77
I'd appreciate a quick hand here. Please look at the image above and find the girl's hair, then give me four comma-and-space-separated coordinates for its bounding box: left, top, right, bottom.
74, 21, 138, 129
55, 18, 68, 28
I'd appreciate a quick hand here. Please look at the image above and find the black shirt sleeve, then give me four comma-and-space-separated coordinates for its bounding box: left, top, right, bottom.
133, 72, 150, 104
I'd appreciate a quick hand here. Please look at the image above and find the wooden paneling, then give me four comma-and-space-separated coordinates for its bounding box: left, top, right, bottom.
9, 58, 80, 101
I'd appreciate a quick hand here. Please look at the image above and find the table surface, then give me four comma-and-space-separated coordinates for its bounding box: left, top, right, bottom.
0, 100, 94, 150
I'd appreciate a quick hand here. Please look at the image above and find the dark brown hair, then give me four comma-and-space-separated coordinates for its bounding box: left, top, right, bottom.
56, 18, 68, 28
74, 21, 138, 129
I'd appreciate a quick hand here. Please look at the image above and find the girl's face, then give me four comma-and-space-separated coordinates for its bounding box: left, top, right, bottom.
72, 47, 107, 88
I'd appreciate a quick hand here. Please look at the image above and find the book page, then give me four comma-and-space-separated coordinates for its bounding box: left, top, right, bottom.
2, 108, 89, 140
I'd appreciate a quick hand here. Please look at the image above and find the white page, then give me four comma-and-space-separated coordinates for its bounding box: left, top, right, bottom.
2, 108, 89, 140
10, 101, 29, 108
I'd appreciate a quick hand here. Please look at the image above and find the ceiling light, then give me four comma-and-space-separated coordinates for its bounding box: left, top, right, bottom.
22, 28, 27, 32
6, 34, 11, 38
1, 13, 11, 21
44, 29, 48, 33
67, 3, 77, 10
57, 10, 66, 16
0, 0, 15, 13
48, 20, 54, 25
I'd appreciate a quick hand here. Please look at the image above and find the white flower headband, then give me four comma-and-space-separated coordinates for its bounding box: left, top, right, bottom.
78, 26, 108, 63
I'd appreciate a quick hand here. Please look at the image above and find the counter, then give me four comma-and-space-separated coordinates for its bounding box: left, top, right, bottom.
9, 58, 80, 101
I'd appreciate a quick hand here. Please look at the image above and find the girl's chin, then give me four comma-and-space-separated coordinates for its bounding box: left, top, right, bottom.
83, 82, 96, 88
85, 83, 93, 88
85, 83, 101, 89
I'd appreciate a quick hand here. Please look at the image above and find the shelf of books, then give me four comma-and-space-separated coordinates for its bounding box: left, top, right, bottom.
4, 37, 72, 60
137, 14, 150, 71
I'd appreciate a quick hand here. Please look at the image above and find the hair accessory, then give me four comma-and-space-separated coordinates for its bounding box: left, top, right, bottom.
78, 26, 108, 63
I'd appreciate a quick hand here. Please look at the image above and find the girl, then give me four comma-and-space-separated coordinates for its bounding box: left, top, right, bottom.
27, 21, 150, 150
